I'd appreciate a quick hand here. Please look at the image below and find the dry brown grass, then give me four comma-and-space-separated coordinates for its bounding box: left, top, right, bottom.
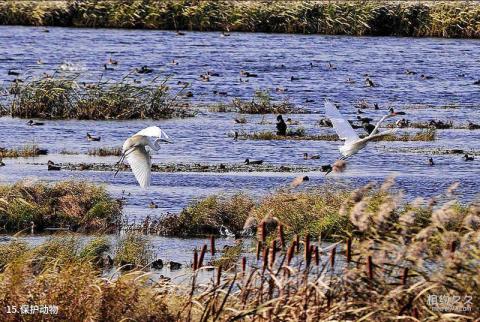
0, 144, 47, 158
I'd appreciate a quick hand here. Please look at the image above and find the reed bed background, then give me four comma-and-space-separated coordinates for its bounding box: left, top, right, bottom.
0, 0, 479, 38
0, 181, 478, 321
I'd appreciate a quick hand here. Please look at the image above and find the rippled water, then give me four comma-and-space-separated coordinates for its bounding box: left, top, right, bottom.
0, 27, 479, 263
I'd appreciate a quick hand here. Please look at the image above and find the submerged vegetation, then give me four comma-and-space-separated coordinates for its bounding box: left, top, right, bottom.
209, 90, 302, 114
87, 147, 122, 157
1, 75, 195, 120
0, 180, 121, 233
236, 129, 437, 141
0, 1, 479, 38
0, 182, 478, 321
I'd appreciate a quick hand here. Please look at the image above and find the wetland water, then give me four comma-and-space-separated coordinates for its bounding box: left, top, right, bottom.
0, 27, 479, 269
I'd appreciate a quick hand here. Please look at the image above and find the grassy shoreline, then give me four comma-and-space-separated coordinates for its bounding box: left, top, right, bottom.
0, 181, 478, 321
0, 1, 479, 38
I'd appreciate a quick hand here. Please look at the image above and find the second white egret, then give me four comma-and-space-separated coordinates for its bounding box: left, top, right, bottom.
325, 100, 400, 159
116, 126, 171, 188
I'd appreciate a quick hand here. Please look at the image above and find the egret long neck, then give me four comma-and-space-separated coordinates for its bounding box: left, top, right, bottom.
368, 115, 389, 137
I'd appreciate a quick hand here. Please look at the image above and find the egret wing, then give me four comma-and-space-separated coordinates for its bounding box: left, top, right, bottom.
134, 126, 169, 140
126, 146, 152, 188
325, 100, 359, 143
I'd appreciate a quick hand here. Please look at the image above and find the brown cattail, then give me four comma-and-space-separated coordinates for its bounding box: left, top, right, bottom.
450, 240, 457, 253
198, 244, 207, 268
286, 242, 295, 266
295, 234, 300, 253
256, 241, 262, 261
262, 247, 270, 272
402, 267, 409, 286
193, 249, 198, 270
346, 238, 352, 263
304, 234, 310, 261
314, 246, 319, 266
210, 235, 215, 256
242, 256, 247, 273
330, 246, 336, 269
216, 265, 222, 285
367, 256, 373, 279
278, 224, 285, 248
270, 240, 277, 267
260, 221, 267, 242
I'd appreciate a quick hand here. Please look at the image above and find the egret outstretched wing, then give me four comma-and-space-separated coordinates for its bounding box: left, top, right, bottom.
134, 126, 170, 140
325, 100, 359, 143
126, 146, 152, 188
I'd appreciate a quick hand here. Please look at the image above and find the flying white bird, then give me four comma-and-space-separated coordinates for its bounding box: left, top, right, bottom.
115, 126, 171, 188
325, 100, 401, 160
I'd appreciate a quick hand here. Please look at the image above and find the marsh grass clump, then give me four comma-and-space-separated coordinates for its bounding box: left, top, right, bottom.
114, 233, 153, 268
375, 129, 437, 141
0, 180, 122, 233
0, 144, 47, 158
209, 90, 302, 114
3, 75, 195, 120
79, 236, 111, 264
87, 147, 122, 157
157, 194, 255, 236
0, 236, 175, 322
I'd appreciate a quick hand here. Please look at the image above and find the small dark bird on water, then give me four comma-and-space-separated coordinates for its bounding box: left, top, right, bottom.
148, 201, 158, 209
374, 103, 379, 110
176, 31, 186, 36
365, 77, 375, 87
86, 133, 101, 141
321, 164, 333, 173
473, 80, 480, 85
47, 160, 61, 171
357, 116, 373, 123
405, 69, 417, 75
276, 115, 287, 136
420, 74, 433, 80
428, 158, 435, 166
362, 121, 375, 135
240, 70, 257, 78
303, 153, 320, 160
104, 64, 114, 71
27, 120, 44, 126
245, 158, 263, 165
234, 131, 238, 141
290, 175, 309, 189
464, 154, 474, 161
290, 76, 299, 81
389, 108, 406, 116
0, 158, 5, 167
108, 58, 118, 65
137, 66, 153, 74
8, 70, 20, 76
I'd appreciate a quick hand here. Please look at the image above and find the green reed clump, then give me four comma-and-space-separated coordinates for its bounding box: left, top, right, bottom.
114, 233, 153, 268
157, 194, 255, 236
0, 1, 479, 38
87, 147, 122, 157
0, 144, 47, 158
79, 236, 111, 264
0, 180, 122, 233
3, 75, 195, 120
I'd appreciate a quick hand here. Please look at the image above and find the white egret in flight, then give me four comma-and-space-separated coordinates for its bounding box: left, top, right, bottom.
325, 100, 402, 160
115, 126, 171, 188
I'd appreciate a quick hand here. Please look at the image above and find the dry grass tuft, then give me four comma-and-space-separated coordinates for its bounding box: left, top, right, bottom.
0, 144, 47, 158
